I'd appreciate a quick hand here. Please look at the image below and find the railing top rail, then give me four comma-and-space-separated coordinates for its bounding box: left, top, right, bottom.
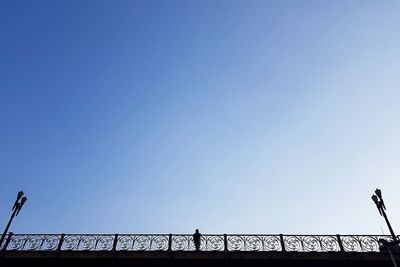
5, 233, 394, 238
9, 233, 394, 236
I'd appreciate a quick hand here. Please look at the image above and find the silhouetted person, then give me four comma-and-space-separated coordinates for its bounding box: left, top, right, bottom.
193, 229, 201, 251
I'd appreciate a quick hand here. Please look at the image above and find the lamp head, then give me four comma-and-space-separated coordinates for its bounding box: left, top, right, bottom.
17, 191, 24, 200
21, 196, 27, 206
371, 195, 378, 204
375, 189, 382, 198
15, 197, 27, 216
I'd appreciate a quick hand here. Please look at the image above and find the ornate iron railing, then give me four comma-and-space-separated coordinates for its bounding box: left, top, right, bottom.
0, 234, 397, 253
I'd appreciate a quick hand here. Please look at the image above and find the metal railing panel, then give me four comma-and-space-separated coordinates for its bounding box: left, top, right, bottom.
1, 233, 391, 253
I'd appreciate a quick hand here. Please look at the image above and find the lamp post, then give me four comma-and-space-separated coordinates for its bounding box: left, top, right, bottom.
0, 191, 27, 248
371, 189, 397, 240
371, 188, 399, 267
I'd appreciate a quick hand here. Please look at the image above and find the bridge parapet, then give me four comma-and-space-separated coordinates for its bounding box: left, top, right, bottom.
1, 234, 397, 253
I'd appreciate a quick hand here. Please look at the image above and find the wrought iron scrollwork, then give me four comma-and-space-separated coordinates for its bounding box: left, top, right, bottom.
228, 235, 281, 251
116, 235, 169, 251
283, 235, 340, 252
172, 235, 193, 251
262, 235, 281, 251
62, 234, 114, 251
340, 235, 391, 252
203, 235, 224, 251
1, 233, 389, 253
6, 234, 61, 251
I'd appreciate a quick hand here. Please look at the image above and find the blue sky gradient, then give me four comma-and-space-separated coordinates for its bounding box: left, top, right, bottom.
1, 0, 400, 235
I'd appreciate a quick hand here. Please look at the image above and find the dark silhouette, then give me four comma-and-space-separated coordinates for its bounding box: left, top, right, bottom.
0, 191, 27, 248
193, 229, 201, 251
371, 189, 397, 240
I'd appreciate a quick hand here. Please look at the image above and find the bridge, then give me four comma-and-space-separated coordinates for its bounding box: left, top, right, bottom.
1, 233, 399, 266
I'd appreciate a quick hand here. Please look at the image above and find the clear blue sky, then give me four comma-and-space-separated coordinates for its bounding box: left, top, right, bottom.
1, 0, 400, 235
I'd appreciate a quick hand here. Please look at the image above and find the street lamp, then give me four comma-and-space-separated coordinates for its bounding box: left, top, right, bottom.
371, 188, 399, 267
0, 191, 27, 248
371, 188, 397, 240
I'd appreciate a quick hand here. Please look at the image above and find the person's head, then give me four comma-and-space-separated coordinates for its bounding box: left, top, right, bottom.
195, 229, 199, 233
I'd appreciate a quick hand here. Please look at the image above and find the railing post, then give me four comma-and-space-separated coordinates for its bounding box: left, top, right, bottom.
224, 234, 228, 252
2, 232, 13, 251
168, 234, 172, 252
57, 233, 65, 252
280, 234, 286, 253
112, 234, 119, 252
336, 234, 345, 253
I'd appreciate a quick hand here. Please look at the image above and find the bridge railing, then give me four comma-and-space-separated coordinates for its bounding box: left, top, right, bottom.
1, 234, 396, 253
